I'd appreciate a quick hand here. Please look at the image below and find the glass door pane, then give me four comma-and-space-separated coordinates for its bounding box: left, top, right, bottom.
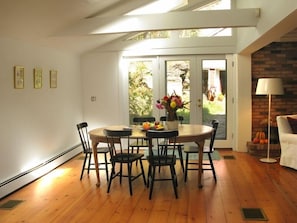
202, 59, 227, 139
128, 60, 153, 124
165, 60, 190, 124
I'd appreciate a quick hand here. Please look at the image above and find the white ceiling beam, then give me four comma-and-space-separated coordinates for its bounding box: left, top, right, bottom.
56, 8, 260, 36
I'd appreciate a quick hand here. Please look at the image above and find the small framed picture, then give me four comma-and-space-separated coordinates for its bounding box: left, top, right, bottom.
50, 70, 57, 88
14, 66, 25, 89
34, 68, 42, 89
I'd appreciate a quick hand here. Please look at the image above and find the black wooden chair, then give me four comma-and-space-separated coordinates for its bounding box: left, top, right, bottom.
104, 128, 146, 196
160, 115, 184, 124
130, 116, 156, 153
130, 116, 156, 166
184, 120, 219, 182
159, 116, 185, 172
146, 130, 179, 199
76, 122, 109, 181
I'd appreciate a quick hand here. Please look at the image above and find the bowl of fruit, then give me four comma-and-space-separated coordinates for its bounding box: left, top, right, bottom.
142, 121, 164, 131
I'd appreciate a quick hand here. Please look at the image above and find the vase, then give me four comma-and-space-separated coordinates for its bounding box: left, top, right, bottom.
167, 110, 178, 121
166, 120, 179, 130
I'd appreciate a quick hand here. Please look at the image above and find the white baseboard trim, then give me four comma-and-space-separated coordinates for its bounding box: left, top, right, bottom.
0, 145, 82, 199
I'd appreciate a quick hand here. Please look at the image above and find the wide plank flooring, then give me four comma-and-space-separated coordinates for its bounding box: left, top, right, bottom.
0, 150, 297, 223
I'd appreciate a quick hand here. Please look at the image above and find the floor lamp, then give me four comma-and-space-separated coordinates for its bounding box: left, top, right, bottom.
256, 78, 284, 163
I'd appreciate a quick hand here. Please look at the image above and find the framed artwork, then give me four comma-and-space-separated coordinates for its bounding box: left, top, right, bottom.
34, 68, 42, 89
14, 66, 25, 89
50, 70, 57, 88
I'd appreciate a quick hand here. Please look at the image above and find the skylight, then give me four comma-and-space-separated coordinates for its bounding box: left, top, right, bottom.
126, 0, 187, 15
191, 0, 231, 38
196, 0, 230, 10
126, 0, 232, 41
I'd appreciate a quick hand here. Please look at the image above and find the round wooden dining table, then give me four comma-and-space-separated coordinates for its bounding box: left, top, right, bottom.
89, 124, 213, 188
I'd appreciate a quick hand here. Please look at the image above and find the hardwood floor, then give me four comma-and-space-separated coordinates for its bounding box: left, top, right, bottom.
1, 150, 297, 223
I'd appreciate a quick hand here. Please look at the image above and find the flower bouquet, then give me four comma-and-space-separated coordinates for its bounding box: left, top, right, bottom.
156, 91, 189, 121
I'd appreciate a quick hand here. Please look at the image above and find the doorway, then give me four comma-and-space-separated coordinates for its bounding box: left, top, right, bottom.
126, 55, 233, 147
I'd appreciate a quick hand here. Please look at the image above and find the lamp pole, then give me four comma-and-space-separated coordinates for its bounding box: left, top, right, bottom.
260, 93, 276, 163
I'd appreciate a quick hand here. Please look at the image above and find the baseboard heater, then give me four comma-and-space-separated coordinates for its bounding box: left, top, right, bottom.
0, 144, 82, 199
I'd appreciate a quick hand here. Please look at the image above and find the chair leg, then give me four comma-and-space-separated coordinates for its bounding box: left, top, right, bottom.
119, 163, 123, 184
147, 165, 151, 188
87, 153, 92, 174
104, 153, 109, 182
139, 159, 147, 185
178, 146, 184, 172
208, 153, 217, 182
184, 153, 189, 182
80, 154, 88, 180
107, 162, 115, 193
170, 165, 178, 199
135, 146, 140, 166
149, 166, 156, 200
128, 163, 133, 196
173, 165, 178, 187
107, 176, 112, 193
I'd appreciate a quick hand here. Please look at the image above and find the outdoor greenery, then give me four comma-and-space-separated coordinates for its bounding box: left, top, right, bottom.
203, 99, 225, 115
177, 110, 190, 123
128, 62, 153, 120
128, 31, 170, 40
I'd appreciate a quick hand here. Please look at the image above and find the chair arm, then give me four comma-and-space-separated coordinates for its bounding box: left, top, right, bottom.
279, 133, 297, 145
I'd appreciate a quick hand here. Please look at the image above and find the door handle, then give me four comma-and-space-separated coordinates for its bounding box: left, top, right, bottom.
197, 99, 202, 108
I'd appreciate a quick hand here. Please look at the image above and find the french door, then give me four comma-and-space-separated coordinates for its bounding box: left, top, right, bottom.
126, 55, 233, 148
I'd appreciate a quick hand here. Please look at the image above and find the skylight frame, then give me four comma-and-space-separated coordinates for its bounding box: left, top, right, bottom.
126, 0, 232, 41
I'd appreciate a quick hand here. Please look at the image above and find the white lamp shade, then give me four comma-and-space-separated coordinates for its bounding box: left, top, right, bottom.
256, 78, 284, 95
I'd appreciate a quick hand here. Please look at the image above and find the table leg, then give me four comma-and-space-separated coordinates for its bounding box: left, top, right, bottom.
196, 140, 205, 188
92, 141, 100, 187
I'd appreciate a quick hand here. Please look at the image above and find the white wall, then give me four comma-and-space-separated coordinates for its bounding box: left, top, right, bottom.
0, 37, 83, 196
234, 54, 252, 152
80, 51, 125, 130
